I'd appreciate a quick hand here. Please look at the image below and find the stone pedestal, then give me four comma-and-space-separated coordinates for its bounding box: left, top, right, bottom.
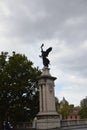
34, 67, 60, 129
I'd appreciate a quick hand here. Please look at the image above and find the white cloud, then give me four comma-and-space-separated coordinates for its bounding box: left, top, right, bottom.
81, 40, 87, 49
55, 74, 87, 106
0, 1, 11, 16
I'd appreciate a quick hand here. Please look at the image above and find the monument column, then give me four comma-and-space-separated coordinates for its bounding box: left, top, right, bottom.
36, 67, 60, 129
33, 44, 60, 129
38, 67, 57, 113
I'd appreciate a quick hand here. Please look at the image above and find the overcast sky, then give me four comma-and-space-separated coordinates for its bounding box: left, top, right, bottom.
0, 0, 87, 106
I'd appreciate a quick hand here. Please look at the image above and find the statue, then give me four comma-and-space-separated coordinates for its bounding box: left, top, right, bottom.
39, 44, 52, 67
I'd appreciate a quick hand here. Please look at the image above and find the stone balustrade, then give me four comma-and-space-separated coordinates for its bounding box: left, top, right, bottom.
61, 119, 87, 129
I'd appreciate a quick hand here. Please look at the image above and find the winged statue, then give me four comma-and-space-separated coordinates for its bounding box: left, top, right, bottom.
40, 44, 52, 67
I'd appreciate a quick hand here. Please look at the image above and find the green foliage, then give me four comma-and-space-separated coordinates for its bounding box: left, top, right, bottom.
0, 52, 41, 127
79, 97, 87, 119
78, 107, 87, 119
60, 102, 69, 118
57, 97, 74, 119
80, 97, 87, 107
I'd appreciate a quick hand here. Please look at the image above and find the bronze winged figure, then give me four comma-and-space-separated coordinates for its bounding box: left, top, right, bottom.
40, 44, 52, 67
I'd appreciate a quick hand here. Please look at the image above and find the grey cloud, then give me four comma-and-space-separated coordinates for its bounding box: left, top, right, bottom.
1, 0, 87, 44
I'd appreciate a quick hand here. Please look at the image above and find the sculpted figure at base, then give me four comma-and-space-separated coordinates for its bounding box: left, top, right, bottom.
40, 44, 52, 67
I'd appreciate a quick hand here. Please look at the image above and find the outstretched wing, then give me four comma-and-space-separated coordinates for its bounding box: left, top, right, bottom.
45, 47, 52, 57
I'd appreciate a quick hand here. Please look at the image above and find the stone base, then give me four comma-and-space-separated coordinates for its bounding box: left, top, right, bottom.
33, 113, 60, 129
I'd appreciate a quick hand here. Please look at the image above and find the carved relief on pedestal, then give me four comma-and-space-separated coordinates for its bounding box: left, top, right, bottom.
47, 83, 54, 93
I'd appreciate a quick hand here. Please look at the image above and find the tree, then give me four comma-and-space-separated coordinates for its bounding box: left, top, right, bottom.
79, 97, 87, 119
0, 52, 41, 129
80, 97, 87, 107
59, 97, 74, 119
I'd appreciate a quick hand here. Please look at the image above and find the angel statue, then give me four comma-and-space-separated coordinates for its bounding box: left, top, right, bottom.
39, 44, 52, 67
